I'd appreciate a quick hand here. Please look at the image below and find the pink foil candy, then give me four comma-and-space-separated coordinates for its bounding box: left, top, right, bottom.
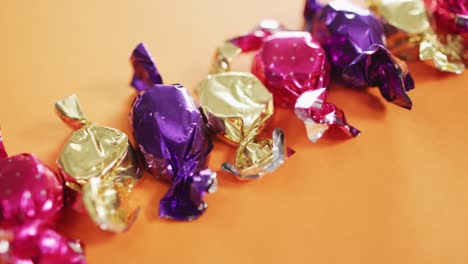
0, 131, 86, 263
0, 223, 85, 264
214, 20, 359, 142
426, 0, 468, 34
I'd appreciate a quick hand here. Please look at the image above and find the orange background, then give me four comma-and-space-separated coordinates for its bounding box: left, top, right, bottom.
1, 0, 468, 263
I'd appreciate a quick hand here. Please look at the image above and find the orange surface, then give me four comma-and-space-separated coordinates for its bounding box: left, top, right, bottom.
1, 0, 468, 263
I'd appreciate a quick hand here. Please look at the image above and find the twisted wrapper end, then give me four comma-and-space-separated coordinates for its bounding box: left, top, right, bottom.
82, 177, 140, 233
130, 42, 163, 91
294, 89, 360, 142
210, 42, 242, 74
221, 128, 290, 180
343, 44, 414, 110
211, 20, 285, 74
56, 94, 143, 232
159, 169, 217, 221
303, 0, 323, 28
55, 95, 89, 130
419, 31, 465, 74
0, 130, 7, 159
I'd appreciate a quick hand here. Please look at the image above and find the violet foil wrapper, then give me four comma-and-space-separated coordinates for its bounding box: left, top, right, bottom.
304, 0, 415, 109
130, 43, 217, 221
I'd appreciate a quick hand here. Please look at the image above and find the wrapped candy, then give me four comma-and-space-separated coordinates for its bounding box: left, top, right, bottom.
130, 43, 216, 221
0, 131, 86, 263
368, 0, 465, 73
425, 0, 468, 65
304, 0, 415, 110
56, 95, 142, 232
211, 20, 360, 143
197, 24, 293, 180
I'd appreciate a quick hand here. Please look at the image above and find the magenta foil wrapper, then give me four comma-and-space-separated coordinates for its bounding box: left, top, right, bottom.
225, 20, 359, 142
0, 131, 86, 263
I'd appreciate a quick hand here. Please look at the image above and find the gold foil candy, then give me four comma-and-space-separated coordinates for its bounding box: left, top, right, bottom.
369, 0, 465, 73
56, 95, 142, 232
197, 70, 286, 180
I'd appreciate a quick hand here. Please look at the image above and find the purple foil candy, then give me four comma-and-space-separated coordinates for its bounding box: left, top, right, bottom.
129, 43, 216, 221
305, 0, 415, 109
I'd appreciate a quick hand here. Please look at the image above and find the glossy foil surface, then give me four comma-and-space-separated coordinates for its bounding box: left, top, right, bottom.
427, 0, 468, 34
0, 131, 86, 263
217, 21, 359, 142
56, 95, 142, 232
370, 0, 465, 73
305, 0, 415, 109
130, 43, 216, 221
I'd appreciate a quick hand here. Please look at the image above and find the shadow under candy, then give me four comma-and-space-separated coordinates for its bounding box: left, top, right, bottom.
55, 207, 114, 245
406, 61, 461, 84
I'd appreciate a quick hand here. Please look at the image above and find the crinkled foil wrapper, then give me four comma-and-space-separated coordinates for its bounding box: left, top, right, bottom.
0, 131, 86, 263
56, 95, 142, 232
199, 28, 291, 179
426, 0, 468, 34
426, 0, 468, 66
304, 0, 415, 110
130, 43, 216, 221
369, 0, 465, 73
218, 20, 360, 142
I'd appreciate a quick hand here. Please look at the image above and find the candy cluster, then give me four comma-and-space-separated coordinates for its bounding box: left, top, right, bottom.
2, 0, 467, 262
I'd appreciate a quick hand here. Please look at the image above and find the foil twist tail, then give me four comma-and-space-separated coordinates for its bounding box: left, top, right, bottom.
419, 31, 465, 74
211, 20, 285, 73
159, 169, 217, 221
294, 89, 360, 142
0, 130, 7, 158
82, 177, 140, 233
130, 42, 163, 91
343, 44, 414, 109
303, 0, 323, 28
55, 95, 89, 130
221, 128, 289, 180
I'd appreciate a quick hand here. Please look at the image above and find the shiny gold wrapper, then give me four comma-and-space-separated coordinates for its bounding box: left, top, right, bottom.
197, 63, 287, 180
369, 0, 465, 73
211, 42, 242, 74
56, 95, 142, 232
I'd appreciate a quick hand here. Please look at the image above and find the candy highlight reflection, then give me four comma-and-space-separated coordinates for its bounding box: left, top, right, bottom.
218, 20, 360, 142
0, 130, 86, 263
56, 95, 142, 233
199, 29, 291, 179
369, 0, 465, 73
130, 43, 216, 221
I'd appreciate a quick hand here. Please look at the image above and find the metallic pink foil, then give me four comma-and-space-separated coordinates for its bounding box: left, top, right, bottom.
228, 21, 360, 142
0, 131, 86, 263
